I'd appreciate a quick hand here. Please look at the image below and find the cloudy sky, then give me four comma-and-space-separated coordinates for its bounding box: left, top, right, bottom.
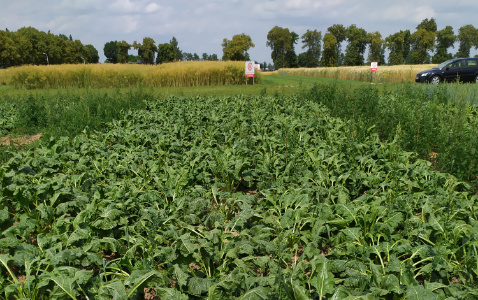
2, 0, 477, 63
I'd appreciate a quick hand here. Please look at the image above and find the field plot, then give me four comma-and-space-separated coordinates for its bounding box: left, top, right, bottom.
277, 65, 436, 83
1, 93, 478, 299
0, 61, 261, 89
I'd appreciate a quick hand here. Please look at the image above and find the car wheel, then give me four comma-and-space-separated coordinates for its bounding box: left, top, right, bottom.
475, 75, 478, 83
430, 75, 441, 84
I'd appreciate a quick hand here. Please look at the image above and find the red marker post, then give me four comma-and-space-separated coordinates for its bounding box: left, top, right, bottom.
370, 62, 377, 83
245, 61, 255, 85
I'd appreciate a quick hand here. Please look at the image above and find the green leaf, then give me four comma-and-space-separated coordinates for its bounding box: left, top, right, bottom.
98, 280, 127, 300
173, 264, 189, 287
155, 287, 189, 300
406, 284, 438, 300
310, 256, 335, 298
0, 254, 17, 284
237, 287, 269, 300
188, 277, 212, 296
124, 270, 168, 298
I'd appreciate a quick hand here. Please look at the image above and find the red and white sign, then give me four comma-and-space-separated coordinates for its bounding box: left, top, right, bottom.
371, 62, 378, 72
245, 61, 255, 77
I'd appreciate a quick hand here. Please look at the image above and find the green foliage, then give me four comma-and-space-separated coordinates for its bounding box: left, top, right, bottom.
222, 34, 255, 61
104, 41, 119, 63
385, 30, 411, 65
303, 82, 478, 185
156, 43, 175, 64
267, 26, 292, 69
1, 91, 478, 298
0, 27, 97, 67
344, 24, 368, 66
133, 37, 157, 65
300, 29, 322, 67
15, 95, 48, 131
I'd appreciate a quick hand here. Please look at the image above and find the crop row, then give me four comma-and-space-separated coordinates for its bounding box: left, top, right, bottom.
1, 94, 478, 299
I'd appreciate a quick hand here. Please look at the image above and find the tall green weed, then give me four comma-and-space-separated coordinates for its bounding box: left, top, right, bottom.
303, 82, 478, 186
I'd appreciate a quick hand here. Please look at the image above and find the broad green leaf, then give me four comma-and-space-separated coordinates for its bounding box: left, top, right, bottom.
406, 284, 438, 300
98, 280, 127, 300
155, 287, 189, 300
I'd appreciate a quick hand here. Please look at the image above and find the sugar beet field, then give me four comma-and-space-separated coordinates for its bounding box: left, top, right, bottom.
1, 65, 478, 299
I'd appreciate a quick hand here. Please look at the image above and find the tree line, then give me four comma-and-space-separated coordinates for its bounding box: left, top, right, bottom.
2, 19, 478, 69
0, 27, 99, 68
267, 18, 478, 69
103, 37, 218, 64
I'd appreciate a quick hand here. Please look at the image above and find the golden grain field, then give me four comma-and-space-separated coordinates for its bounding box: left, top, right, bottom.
278, 64, 435, 83
0, 61, 261, 89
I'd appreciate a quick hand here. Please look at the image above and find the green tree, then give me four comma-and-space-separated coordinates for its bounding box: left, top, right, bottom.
84, 44, 99, 63
116, 40, 131, 63
169, 37, 182, 61
267, 26, 292, 69
133, 37, 157, 64
432, 26, 455, 63
385, 30, 411, 65
156, 43, 175, 64
284, 31, 298, 68
301, 29, 322, 67
321, 32, 338, 67
343, 24, 368, 66
221, 33, 255, 61
409, 18, 437, 64
367, 31, 385, 64
104, 41, 119, 63
327, 24, 346, 66
0, 29, 19, 68
455, 24, 477, 58
15, 27, 49, 65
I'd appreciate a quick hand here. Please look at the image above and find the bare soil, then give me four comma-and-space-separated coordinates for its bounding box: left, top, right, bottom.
0, 133, 43, 146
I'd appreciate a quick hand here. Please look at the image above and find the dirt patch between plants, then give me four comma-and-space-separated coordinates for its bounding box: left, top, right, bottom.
0, 133, 43, 146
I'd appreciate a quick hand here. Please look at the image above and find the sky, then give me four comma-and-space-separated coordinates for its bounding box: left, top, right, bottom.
2, 0, 478, 64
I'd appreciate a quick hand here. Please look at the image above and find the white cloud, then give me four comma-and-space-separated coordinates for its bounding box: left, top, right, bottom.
145, 3, 160, 13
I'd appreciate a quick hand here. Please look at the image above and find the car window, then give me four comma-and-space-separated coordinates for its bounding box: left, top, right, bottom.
449, 61, 463, 69
465, 59, 477, 67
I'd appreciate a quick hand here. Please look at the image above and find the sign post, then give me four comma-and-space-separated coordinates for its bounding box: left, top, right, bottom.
370, 62, 378, 83
245, 61, 255, 85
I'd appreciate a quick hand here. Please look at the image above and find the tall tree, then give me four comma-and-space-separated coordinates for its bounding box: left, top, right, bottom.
301, 29, 322, 67
104, 41, 119, 63
321, 32, 338, 67
0, 30, 19, 67
116, 40, 131, 64
221, 33, 255, 61
327, 24, 346, 66
455, 24, 477, 58
170, 37, 182, 61
133, 37, 157, 64
285, 31, 299, 68
432, 26, 455, 63
344, 24, 368, 66
385, 30, 411, 65
156, 43, 175, 64
367, 31, 385, 64
267, 26, 292, 69
84, 44, 99, 63
409, 18, 437, 64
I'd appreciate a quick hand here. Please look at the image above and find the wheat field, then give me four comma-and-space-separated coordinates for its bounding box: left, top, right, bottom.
0, 61, 261, 89
277, 64, 435, 83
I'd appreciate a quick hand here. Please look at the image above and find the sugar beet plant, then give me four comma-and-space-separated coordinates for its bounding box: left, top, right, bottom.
1, 94, 478, 299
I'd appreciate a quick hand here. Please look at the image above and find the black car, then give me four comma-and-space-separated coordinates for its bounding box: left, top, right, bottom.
415, 58, 478, 84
